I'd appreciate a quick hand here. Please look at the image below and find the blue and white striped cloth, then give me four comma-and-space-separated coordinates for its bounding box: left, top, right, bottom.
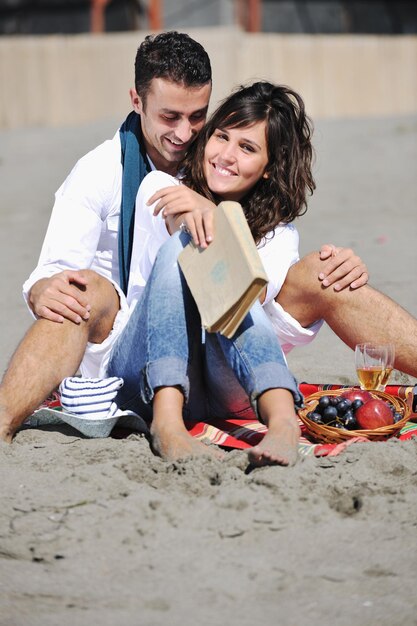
59, 376, 124, 420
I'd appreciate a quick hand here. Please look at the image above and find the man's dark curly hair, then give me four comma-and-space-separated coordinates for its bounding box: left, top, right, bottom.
135, 31, 212, 107
180, 81, 316, 244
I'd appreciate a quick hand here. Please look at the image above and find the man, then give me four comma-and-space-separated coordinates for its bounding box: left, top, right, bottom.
0, 31, 212, 442
0, 31, 399, 445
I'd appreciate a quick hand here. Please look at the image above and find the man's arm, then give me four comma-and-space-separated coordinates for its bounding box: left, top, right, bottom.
23, 191, 102, 322
23, 137, 121, 322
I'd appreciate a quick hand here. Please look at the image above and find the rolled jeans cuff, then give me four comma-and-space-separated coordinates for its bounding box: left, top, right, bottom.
249, 362, 303, 421
142, 357, 190, 404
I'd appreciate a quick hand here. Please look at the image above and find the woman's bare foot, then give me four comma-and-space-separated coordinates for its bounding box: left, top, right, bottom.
247, 388, 300, 467
247, 414, 300, 467
150, 386, 223, 462
151, 427, 223, 462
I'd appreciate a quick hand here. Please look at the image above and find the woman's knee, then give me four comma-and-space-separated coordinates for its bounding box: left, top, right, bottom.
155, 232, 189, 268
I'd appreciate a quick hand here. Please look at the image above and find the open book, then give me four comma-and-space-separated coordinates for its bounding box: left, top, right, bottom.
178, 201, 268, 338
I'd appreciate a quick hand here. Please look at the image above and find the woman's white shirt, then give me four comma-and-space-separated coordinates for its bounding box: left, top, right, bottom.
127, 170, 300, 311
127, 172, 176, 310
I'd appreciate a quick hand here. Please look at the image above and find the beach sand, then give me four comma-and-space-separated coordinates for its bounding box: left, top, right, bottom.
0, 115, 416, 626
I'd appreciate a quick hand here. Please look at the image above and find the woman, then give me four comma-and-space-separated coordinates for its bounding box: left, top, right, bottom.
107, 82, 355, 466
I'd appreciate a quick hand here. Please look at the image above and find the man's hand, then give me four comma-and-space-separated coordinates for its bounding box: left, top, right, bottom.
318, 244, 369, 291
149, 185, 216, 248
29, 270, 91, 324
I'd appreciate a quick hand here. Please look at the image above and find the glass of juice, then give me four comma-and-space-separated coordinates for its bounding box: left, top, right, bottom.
354, 343, 394, 391
376, 343, 395, 391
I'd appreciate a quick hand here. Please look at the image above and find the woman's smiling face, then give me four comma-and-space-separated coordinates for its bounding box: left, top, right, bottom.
203, 121, 269, 202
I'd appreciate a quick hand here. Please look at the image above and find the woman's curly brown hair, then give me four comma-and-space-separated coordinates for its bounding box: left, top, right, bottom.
180, 81, 315, 244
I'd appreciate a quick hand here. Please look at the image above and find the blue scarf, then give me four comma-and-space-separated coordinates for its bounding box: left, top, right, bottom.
118, 111, 152, 295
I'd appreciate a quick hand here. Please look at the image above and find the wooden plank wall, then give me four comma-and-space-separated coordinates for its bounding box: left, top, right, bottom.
0, 27, 416, 128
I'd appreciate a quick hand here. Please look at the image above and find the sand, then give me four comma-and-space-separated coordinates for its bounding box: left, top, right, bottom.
0, 114, 416, 626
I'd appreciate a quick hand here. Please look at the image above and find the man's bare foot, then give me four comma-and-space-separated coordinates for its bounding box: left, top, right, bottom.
247, 415, 300, 467
0, 418, 16, 444
151, 427, 223, 462
0, 432, 13, 444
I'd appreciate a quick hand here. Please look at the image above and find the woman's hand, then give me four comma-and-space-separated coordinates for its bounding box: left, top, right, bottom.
318, 244, 369, 290
165, 206, 216, 249
149, 185, 216, 248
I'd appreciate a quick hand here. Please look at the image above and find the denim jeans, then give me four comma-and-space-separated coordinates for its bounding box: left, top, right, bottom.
106, 232, 302, 422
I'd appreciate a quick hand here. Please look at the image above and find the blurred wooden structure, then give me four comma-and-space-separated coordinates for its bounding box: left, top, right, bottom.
1, 1, 416, 34
0, 0, 143, 34
91, 0, 110, 33
148, 0, 162, 30
0, 27, 416, 129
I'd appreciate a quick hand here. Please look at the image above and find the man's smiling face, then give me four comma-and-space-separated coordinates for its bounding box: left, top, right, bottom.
131, 77, 211, 176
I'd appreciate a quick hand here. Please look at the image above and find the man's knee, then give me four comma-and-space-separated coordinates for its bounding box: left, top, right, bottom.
284, 252, 322, 296
80, 271, 120, 343
276, 252, 324, 328
78, 270, 117, 303
76, 269, 107, 291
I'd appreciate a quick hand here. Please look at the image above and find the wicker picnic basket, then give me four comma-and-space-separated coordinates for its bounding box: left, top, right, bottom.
298, 388, 411, 444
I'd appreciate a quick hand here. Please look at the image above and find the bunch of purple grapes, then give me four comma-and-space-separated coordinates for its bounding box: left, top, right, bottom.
306, 395, 401, 430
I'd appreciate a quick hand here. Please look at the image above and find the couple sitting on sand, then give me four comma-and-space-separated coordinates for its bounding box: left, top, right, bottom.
0, 32, 416, 467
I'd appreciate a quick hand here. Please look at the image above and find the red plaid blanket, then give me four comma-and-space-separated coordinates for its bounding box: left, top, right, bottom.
185, 384, 417, 457
38, 383, 417, 457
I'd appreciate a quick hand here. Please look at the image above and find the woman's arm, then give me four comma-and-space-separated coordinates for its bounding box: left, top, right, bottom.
149, 185, 216, 249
